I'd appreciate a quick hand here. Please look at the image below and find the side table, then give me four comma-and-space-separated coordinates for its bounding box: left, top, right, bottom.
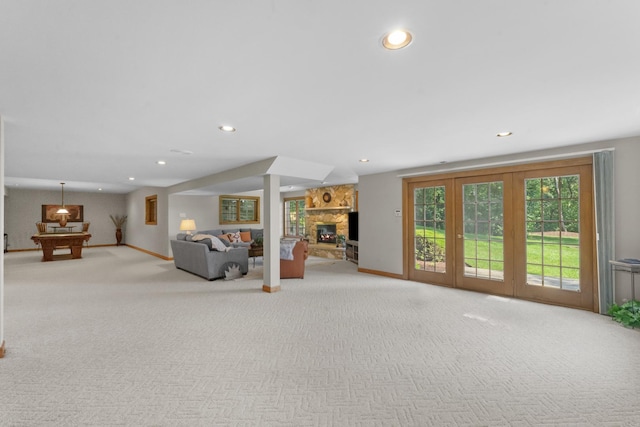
610, 259, 640, 306
248, 245, 263, 268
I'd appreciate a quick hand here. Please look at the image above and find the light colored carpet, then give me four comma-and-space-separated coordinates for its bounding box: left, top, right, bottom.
2, 246, 640, 426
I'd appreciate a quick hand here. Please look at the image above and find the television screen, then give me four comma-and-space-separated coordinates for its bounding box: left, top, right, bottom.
348, 211, 359, 241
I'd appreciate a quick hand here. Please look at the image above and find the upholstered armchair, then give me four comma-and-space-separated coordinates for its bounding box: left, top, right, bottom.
280, 240, 309, 279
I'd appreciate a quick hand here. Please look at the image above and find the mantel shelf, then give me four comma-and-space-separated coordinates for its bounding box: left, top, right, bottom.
305, 207, 353, 211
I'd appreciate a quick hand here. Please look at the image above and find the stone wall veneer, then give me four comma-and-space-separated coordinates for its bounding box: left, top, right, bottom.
305, 185, 355, 245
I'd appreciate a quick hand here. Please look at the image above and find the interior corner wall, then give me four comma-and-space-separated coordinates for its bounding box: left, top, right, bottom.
125, 187, 169, 258
4, 188, 126, 250
357, 172, 404, 275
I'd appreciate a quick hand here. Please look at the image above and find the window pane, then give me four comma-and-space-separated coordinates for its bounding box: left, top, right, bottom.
524, 175, 580, 291
413, 185, 446, 274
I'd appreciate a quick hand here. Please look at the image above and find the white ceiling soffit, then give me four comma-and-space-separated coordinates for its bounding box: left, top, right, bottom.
170, 156, 332, 195
266, 156, 333, 181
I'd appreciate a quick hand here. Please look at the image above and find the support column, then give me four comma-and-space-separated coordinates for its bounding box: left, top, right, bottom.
262, 174, 281, 293
1, 115, 5, 357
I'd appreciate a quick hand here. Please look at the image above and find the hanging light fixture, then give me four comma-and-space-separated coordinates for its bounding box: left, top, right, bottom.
56, 182, 69, 215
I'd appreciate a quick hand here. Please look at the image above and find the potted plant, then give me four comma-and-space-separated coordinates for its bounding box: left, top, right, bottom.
608, 300, 640, 328
336, 234, 346, 248
109, 214, 127, 246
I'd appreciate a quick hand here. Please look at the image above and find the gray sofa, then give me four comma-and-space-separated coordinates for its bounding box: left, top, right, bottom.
170, 233, 250, 281
195, 228, 263, 249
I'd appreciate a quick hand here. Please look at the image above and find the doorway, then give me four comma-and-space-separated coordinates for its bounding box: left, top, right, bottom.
405, 158, 596, 310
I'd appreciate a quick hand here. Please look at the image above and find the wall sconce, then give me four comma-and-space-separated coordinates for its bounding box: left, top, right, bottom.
179, 219, 197, 235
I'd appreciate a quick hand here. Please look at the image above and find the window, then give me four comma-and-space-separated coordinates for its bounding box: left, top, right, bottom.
284, 197, 306, 237
145, 195, 157, 225
219, 195, 260, 224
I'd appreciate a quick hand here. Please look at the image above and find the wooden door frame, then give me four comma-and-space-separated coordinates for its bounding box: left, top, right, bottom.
405, 179, 455, 286
403, 156, 598, 311
454, 173, 515, 297
512, 164, 596, 310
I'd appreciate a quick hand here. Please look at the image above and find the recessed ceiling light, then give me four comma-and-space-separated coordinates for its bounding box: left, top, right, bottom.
497, 131, 513, 137
128, 177, 135, 181
359, 158, 370, 163
219, 125, 236, 132
156, 160, 166, 165
98, 188, 103, 191
382, 29, 413, 50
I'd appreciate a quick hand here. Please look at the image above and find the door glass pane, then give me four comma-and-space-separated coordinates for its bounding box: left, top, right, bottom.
414, 185, 446, 273
524, 175, 580, 291
462, 181, 504, 281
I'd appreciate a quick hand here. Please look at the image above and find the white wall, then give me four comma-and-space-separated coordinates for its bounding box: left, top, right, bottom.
3, 188, 126, 250
125, 187, 169, 258
612, 138, 640, 260
358, 172, 404, 275
358, 136, 640, 303
168, 194, 218, 239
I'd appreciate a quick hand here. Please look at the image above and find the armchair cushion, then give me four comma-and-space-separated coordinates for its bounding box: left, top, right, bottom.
280, 240, 308, 279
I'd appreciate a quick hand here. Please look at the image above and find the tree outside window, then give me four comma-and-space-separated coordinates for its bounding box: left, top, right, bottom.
284, 197, 306, 237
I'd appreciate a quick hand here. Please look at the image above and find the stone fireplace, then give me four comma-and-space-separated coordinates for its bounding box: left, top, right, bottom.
304, 184, 355, 258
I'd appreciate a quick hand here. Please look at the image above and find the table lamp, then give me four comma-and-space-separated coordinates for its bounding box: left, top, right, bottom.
179, 219, 197, 235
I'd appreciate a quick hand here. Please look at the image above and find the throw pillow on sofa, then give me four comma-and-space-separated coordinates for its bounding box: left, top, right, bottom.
192, 234, 230, 252
216, 234, 232, 245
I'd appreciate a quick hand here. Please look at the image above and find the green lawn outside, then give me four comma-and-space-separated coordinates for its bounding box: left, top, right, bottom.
415, 226, 580, 279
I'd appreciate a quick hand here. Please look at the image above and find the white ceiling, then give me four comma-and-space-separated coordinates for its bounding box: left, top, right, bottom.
1, 1, 639, 194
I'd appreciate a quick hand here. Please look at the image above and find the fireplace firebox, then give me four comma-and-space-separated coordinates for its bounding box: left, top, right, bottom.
316, 223, 337, 244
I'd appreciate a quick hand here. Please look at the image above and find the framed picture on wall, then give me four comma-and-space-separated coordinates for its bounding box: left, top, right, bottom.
41, 205, 84, 223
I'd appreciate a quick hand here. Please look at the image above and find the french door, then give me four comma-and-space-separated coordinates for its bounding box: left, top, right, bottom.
405, 159, 595, 310
512, 165, 594, 309
408, 179, 454, 286
454, 174, 514, 296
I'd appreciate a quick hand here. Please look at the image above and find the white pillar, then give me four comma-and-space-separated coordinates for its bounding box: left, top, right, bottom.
1, 115, 5, 357
263, 174, 281, 293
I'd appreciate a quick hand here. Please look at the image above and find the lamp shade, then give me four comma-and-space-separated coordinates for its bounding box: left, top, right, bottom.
179, 219, 197, 234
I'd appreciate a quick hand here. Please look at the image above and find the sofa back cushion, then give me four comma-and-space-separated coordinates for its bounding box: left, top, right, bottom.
192, 234, 229, 251
250, 229, 263, 241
